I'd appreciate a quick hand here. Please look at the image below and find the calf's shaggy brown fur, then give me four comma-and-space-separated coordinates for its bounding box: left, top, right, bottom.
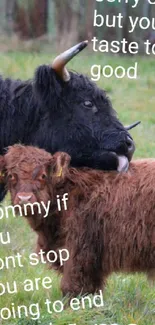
0, 144, 155, 297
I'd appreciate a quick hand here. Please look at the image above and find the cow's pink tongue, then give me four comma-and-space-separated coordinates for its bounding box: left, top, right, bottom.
117, 155, 129, 172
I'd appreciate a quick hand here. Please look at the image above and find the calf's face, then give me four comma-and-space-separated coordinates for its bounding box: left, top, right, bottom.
1, 145, 52, 218
0, 146, 72, 218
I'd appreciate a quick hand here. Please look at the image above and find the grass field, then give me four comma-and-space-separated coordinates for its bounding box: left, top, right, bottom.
0, 51, 155, 325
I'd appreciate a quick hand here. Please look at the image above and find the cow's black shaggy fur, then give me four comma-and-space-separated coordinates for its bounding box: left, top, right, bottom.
0, 65, 134, 201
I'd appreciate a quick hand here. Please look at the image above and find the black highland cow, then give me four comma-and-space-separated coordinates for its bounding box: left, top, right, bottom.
0, 41, 137, 201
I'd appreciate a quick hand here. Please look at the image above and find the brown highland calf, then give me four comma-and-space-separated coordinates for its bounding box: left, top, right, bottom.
0, 144, 155, 297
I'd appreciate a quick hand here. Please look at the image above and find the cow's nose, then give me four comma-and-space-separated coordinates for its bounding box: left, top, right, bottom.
126, 136, 135, 161
17, 193, 32, 204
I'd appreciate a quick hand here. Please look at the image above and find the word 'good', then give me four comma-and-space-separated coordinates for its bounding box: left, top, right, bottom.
91, 63, 137, 81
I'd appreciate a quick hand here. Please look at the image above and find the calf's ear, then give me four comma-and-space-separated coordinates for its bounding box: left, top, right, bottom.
0, 156, 6, 183
52, 152, 71, 179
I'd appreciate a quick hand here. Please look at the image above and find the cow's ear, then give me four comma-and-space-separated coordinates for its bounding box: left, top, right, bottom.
34, 65, 62, 107
52, 152, 71, 179
0, 156, 6, 184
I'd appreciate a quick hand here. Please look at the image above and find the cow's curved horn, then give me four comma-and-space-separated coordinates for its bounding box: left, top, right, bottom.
125, 121, 141, 131
52, 40, 88, 82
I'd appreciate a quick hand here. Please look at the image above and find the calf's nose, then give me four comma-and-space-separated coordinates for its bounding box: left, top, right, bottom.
126, 136, 135, 161
17, 193, 33, 204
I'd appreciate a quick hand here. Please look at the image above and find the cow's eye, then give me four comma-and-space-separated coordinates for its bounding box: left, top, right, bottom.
84, 101, 93, 108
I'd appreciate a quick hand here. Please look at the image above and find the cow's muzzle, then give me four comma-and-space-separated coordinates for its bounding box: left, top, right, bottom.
117, 120, 140, 171
117, 136, 135, 172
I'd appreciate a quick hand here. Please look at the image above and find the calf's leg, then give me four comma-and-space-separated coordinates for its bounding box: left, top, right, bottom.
60, 254, 104, 298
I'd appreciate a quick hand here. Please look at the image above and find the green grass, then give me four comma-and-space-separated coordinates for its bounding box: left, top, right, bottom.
0, 51, 155, 324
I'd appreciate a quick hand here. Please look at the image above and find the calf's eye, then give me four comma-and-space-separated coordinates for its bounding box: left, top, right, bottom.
41, 174, 47, 180
8, 174, 17, 184
8, 174, 12, 179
